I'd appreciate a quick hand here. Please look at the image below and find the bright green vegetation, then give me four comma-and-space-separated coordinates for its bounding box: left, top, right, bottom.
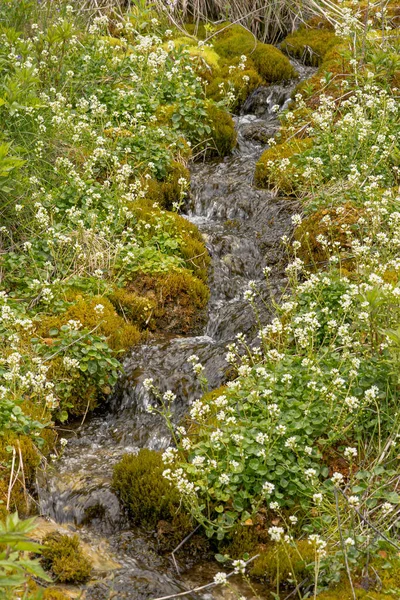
0, 512, 52, 598
41, 532, 92, 583
151, 3, 400, 597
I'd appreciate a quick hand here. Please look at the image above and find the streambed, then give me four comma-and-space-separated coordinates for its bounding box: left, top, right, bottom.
37, 62, 315, 599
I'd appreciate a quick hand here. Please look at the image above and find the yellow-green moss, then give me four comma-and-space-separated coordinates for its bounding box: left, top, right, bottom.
0, 433, 41, 518
281, 27, 340, 66
42, 533, 92, 584
212, 25, 296, 82
144, 161, 190, 210
129, 268, 209, 333
108, 287, 156, 329
294, 203, 362, 269
112, 449, 180, 527
221, 524, 259, 559
206, 57, 264, 110
206, 103, 237, 156
250, 539, 315, 585
40, 294, 142, 352
169, 36, 220, 69
317, 584, 398, 600
255, 138, 313, 194
42, 589, 70, 600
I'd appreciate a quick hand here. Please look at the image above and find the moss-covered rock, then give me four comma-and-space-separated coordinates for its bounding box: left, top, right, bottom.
42, 533, 92, 584
281, 26, 340, 66
128, 268, 209, 334
108, 287, 156, 329
255, 137, 313, 194
42, 589, 70, 600
294, 203, 362, 270
206, 103, 237, 156
144, 161, 190, 210
212, 24, 297, 82
112, 449, 180, 527
206, 58, 264, 110
40, 294, 142, 353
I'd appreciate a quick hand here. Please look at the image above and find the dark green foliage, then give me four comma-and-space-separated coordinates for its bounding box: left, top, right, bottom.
112, 449, 180, 527
41, 533, 92, 584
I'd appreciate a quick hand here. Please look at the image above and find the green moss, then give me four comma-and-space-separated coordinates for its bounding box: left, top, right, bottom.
170, 37, 220, 69
221, 524, 259, 559
206, 103, 237, 156
206, 57, 264, 110
41, 294, 142, 352
144, 161, 190, 210
250, 539, 314, 585
42, 589, 70, 600
0, 433, 41, 517
294, 203, 362, 270
317, 585, 398, 599
255, 137, 313, 195
251, 43, 297, 82
108, 287, 156, 329
281, 27, 340, 67
129, 268, 209, 334
212, 25, 296, 82
42, 533, 92, 584
112, 449, 180, 527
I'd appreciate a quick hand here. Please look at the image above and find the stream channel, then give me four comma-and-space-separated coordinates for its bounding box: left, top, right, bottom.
37, 61, 315, 600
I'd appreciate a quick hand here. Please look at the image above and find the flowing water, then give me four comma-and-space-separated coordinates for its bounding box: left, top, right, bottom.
37, 63, 315, 599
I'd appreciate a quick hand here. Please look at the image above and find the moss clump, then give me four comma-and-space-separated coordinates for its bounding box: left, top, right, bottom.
0, 433, 41, 517
206, 59, 264, 110
294, 203, 362, 269
112, 449, 180, 527
42, 533, 92, 584
221, 524, 259, 559
281, 27, 340, 66
212, 25, 296, 82
42, 589, 70, 600
169, 36, 220, 69
129, 268, 209, 334
144, 161, 190, 210
206, 103, 237, 156
128, 199, 210, 282
41, 294, 142, 352
108, 287, 156, 329
255, 138, 313, 194
250, 539, 314, 585
317, 585, 397, 599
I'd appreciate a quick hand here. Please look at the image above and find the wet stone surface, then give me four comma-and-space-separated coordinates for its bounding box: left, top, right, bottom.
37, 62, 316, 599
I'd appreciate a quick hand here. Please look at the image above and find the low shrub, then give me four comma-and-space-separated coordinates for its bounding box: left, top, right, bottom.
41, 533, 92, 584
112, 449, 180, 527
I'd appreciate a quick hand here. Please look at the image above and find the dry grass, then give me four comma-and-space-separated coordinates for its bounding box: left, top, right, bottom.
153, 0, 338, 44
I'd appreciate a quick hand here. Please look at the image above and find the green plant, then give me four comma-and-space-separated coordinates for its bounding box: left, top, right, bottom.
0, 512, 51, 597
